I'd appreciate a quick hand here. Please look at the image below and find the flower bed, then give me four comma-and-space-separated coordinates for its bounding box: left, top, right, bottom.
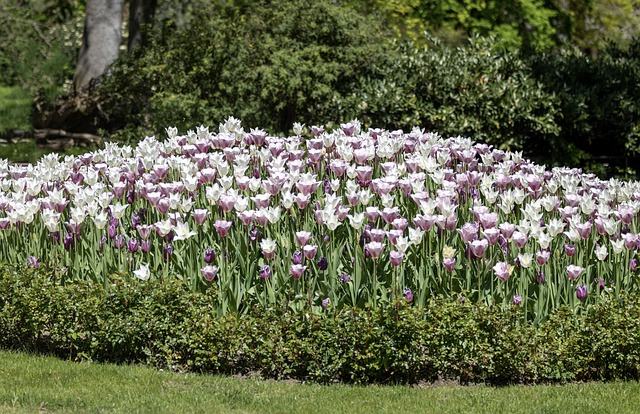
1, 118, 639, 321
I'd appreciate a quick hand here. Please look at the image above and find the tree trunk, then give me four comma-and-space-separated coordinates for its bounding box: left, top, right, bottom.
73, 0, 124, 91
128, 0, 157, 52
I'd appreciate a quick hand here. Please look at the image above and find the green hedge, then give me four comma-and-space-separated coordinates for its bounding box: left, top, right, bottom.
1, 264, 640, 384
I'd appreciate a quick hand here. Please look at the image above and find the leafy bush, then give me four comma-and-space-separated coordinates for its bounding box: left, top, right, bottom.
528, 40, 640, 179
341, 36, 562, 163
1, 263, 640, 384
99, 0, 394, 141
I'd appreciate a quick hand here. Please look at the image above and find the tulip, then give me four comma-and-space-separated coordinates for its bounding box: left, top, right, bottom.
365, 241, 385, 259
295, 231, 312, 247
259, 265, 271, 279
214, 220, 233, 237
290, 264, 307, 279
576, 284, 587, 300
566, 264, 584, 281
318, 256, 328, 270
493, 262, 512, 282
565, 244, 576, 257
134, 263, 151, 281
203, 248, 216, 263
403, 288, 414, 302
321, 298, 330, 309
27, 256, 40, 269
468, 239, 489, 258
536, 250, 551, 266
260, 238, 277, 260
390, 250, 404, 267
201, 265, 218, 281
512, 295, 522, 306
127, 238, 139, 253
443, 257, 456, 272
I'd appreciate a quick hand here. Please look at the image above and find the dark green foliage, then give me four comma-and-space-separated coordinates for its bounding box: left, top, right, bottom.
100, 0, 394, 140
342, 37, 561, 161
2, 263, 640, 384
528, 40, 640, 178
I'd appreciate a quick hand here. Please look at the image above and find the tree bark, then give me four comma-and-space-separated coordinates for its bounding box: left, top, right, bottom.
128, 0, 157, 52
73, 0, 124, 91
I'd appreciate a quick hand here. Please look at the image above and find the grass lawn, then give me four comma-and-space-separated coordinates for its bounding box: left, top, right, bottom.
0, 86, 31, 131
0, 350, 639, 414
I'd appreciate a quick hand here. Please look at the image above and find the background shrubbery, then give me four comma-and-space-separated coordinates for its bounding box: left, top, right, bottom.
93, 0, 640, 178
2, 264, 639, 384
2, 0, 640, 178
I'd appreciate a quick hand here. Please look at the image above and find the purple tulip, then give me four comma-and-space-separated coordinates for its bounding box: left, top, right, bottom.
535, 271, 545, 285
27, 256, 40, 269
512, 295, 522, 306
203, 248, 216, 263
340, 272, 351, 283
403, 288, 414, 302
364, 241, 385, 259
303, 244, 318, 260
141, 240, 151, 253
191, 209, 209, 226
292, 250, 303, 265
259, 265, 271, 279
318, 256, 328, 271
576, 284, 587, 300
565, 244, 576, 257
321, 298, 330, 309
249, 228, 261, 242
131, 212, 142, 229
127, 238, 139, 253
295, 231, 312, 247
163, 244, 173, 260
457, 222, 479, 243
107, 224, 117, 239
114, 234, 125, 250
63, 233, 75, 250
512, 231, 528, 249
483, 228, 500, 245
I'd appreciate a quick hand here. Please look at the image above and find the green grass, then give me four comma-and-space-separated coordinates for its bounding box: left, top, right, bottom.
1, 350, 639, 414
0, 86, 31, 131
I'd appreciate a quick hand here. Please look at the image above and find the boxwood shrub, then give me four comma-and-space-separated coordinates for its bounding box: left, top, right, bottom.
1, 264, 639, 384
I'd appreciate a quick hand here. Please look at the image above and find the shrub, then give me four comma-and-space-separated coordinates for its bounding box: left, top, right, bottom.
99, 0, 395, 141
2, 263, 640, 384
341, 36, 561, 164
528, 40, 640, 179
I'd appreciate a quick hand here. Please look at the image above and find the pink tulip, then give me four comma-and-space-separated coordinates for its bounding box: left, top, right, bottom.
390, 250, 404, 267
295, 231, 312, 247
457, 222, 479, 243
290, 264, 307, 279
566, 264, 584, 281
365, 241, 385, 259
469, 239, 489, 258
214, 220, 233, 237
493, 261, 511, 281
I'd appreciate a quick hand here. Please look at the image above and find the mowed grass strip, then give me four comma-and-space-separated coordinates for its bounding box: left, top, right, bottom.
1, 350, 639, 414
